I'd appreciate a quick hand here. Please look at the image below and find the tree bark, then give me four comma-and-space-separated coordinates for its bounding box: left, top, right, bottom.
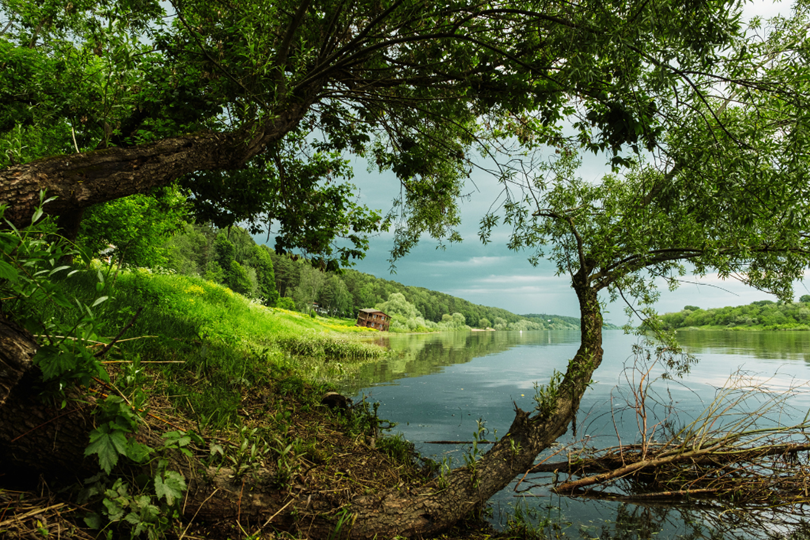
0, 99, 315, 230
0, 315, 97, 480
0, 269, 606, 538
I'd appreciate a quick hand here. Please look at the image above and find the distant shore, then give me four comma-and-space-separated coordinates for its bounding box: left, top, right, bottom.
676, 325, 810, 332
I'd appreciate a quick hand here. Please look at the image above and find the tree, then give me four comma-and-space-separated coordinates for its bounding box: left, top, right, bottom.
319, 275, 352, 316
2, 1, 810, 538
270, 252, 300, 299
1, 0, 756, 264
77, 186, 188, 268
164, 222, 212, 275
227, 259, 255, 296
249, 245, 280, 306
292, 265, 326, 311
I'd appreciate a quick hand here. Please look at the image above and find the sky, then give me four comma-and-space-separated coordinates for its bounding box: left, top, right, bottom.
272, 1, 803, 324
345, 154, 803, 323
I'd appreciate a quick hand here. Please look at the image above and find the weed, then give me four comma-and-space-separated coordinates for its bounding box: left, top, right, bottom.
223, 426, 272, 481
376, 433, 415, 465
464, 418, 489, 468
328, 507, 355, 540
436, 456, 453, 489
270, 435, 302, 488
533, 370, 564, 420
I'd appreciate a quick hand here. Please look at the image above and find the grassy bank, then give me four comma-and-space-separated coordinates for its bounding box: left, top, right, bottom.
3, 264, 521, 539
661, 300, 810, 332
31, 265, 392, 429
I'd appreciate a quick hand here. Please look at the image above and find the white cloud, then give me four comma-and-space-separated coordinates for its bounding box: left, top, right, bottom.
422, 256, 511, 267
472, 274, 568, 285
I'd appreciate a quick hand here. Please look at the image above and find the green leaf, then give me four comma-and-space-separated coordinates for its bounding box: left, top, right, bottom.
92, 296, 109, 307
154, 471, 186, 506
33, 346, 79, 381
83, 513, 102, 529
189, 431, 205, 446
47, 265, 70, 276
102, 497, 126, 522
85, 426, 128, 474
0, 260, 18, 281
162, 430, 191, 447
125, 440, 151, 463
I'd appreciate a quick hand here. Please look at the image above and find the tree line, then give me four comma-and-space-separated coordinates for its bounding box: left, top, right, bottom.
70, 191, 576, 332
162, 222, 570, 331
661, 298, 810, 331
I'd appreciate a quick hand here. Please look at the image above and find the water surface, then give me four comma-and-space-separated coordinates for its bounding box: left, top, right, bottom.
339, 330, 810, 538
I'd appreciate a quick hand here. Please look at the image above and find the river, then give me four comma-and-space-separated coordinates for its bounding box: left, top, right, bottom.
338, 329, 810, 539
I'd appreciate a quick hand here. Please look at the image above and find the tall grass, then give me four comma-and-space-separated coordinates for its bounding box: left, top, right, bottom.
27, 264, 387, 430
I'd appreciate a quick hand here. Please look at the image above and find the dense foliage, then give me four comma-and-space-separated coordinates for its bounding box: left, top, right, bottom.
3, 1, 810, 537
77, 187, 189, 269
2, 0, 785, 271
163, 223, 280, 306
160, 221, 575, 330
662, 299, 810, 331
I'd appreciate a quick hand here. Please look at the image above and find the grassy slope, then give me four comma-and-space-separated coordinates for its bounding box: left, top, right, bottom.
4, 266, 543, 539
48, 267, 389, 429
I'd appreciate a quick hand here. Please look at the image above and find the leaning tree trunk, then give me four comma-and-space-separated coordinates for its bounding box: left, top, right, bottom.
0, 95, 316, 231
341, 267, 604, 538
0, 269, 605, 538
0, 315, 99, 479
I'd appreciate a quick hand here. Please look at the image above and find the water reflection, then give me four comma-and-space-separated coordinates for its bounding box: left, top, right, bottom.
340, 330, 581, 394
340, 330, 810, 538
676, 329, 810, 363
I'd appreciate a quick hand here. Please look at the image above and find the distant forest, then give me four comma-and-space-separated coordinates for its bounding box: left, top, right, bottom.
161, 224, 580, 331
661, 297, 810, 331
523, 313, 618, 330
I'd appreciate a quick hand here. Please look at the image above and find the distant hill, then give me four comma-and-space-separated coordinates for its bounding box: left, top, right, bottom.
270, 250, 585, 331
522, 313, 619, 330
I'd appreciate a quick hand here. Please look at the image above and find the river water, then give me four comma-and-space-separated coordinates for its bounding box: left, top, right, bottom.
338, 330, 810, 539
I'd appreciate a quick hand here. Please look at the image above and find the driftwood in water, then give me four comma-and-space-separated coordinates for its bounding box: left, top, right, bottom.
519, 371, 810, 509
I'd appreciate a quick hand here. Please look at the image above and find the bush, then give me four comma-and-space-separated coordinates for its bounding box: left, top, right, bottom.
276, 297, 296, 310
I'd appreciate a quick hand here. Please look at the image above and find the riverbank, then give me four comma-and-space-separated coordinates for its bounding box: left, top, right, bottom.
661, 300, 810, 332
677, 324, 810, 331
0, 266, 533, 539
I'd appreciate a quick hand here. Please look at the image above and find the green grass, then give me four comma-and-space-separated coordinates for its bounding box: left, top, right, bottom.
30, 264, 387, 430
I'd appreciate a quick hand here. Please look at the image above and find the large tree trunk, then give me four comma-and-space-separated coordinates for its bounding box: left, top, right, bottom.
0, 315, 99, 479
0, 98, 315, 230
0, 270, 605, 538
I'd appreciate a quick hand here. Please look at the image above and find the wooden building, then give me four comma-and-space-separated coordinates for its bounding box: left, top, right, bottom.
356, 309, 391, 331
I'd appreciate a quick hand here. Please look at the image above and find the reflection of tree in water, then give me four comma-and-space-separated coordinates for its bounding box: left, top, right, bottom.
338, 331, 579, 393
676, 330, 810, 363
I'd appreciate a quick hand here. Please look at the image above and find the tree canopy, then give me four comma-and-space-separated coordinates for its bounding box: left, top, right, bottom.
1, 0, 782, 269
